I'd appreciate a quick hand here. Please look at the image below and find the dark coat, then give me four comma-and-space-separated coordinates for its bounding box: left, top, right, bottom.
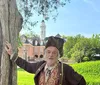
16, 57, 86, 85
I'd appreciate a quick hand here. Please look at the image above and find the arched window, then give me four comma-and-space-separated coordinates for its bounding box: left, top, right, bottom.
34, 55, 38, 58
40, 55, 43, 58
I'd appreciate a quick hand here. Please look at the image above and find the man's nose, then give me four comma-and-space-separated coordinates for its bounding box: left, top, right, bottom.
49, 52, 53, 57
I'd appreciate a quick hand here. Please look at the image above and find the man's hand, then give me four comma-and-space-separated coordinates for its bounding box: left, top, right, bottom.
5, 41, 12, 56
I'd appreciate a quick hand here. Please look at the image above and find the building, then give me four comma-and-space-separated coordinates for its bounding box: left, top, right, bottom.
19, 20, 46, 61
18, 44, 45, 61
40, 20, 46, 45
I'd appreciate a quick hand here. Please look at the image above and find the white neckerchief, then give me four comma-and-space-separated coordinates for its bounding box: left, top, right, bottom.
44, 63, 58, 83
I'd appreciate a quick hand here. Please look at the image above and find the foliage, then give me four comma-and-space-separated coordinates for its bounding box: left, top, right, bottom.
83, 57, 89, 61
63, 34, 85, 59
17, 0, 70, 30
24, 31, 39, 38
17, 35, 23, 48
91, 34, 100, 55
70, 37, 91, 62
63, 36, 78, 58
63, 34, 100, 62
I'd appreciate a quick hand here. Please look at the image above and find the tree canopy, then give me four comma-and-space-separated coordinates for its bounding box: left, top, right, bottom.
17, 0, 70, 30
63, 34, 100, 62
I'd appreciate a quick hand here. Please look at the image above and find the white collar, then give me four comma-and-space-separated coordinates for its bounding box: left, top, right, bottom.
44, 63, 58, 72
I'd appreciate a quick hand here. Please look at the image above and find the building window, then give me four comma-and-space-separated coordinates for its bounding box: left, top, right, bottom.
40, 55, 43, 58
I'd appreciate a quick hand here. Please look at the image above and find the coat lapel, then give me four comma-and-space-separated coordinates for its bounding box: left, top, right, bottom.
58, 61, 63, 85
34, 62, 46, 78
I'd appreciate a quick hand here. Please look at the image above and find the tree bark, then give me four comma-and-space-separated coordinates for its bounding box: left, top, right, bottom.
0, 0, 23, 85
0, 20, 3, 84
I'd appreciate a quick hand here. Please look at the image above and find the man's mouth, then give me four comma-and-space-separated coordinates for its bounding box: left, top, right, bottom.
49, 58, 53, 60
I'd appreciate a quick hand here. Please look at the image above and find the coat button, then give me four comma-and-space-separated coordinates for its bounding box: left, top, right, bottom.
38, 68, 40, 71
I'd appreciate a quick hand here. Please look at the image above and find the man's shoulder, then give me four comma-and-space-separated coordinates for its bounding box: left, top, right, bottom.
59, 61, 73, 71
34, 60, 46, 66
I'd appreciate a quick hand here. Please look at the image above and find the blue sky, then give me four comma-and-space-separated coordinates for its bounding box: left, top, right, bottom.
20, 0, 100, 37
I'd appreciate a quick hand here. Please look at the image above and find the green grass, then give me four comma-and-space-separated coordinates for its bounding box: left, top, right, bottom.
18, 68, 35, 85
18, 60, 100, 85
71, 60, 100, 85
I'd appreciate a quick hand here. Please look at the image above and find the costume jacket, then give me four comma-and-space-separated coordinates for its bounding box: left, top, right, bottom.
15, 57, 86, 85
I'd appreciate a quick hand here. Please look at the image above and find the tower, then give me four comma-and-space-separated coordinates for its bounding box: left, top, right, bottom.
40, 20, 46, 45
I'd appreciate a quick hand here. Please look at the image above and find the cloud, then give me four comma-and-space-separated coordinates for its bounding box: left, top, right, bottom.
83, 0, 100, 12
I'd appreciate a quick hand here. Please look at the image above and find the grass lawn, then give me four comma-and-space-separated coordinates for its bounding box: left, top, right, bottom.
71, 60, 100, 85
18, 69, 35, 85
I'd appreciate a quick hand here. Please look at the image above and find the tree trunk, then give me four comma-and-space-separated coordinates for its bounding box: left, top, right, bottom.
0, 0, 23, 85
0, 20, 3, 83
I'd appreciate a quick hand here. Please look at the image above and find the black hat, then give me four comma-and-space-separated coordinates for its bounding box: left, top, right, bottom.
45, 36, 65, 57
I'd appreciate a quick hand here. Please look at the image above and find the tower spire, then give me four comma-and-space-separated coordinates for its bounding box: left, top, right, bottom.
40, 20, 46, 45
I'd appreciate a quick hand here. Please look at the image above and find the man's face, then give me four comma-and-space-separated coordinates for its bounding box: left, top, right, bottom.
44, 46, 59, 66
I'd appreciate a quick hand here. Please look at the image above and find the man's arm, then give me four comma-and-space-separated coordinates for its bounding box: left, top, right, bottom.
63, 64, 86, 85
15, 57, 38, 73
5, 42, 39, 73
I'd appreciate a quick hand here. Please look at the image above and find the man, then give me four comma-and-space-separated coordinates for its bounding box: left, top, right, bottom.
5, 36, 86, 85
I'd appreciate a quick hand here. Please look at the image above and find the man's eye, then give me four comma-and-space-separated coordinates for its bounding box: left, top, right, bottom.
47, 51, 50, 54
53, 52, 56, 55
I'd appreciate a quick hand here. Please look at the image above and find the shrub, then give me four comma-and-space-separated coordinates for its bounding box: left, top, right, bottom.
83, 56, 89, 61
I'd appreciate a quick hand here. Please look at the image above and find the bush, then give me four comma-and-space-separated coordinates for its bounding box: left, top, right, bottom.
83, 56, 89, 61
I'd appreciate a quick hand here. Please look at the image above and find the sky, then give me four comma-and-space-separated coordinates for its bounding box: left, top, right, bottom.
20, 0, 100, 38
